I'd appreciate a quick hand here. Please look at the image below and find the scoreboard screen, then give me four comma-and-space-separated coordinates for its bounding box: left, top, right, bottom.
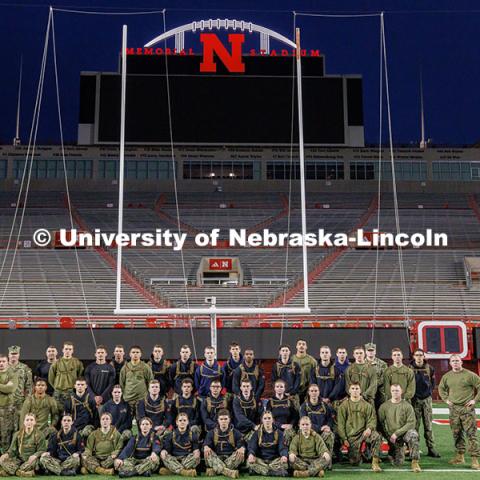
80, 56, 363, 145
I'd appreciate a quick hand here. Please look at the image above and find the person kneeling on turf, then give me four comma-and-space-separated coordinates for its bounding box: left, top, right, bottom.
204, 409, 245, 478
247, 410, 288, 477
159, 412, 200, 477
289, 416, 330, 478
0, 413, 47, 477
40, 413, 83, 476
378, 384, 421, 473
114, 417, 160, 478
81, 412, 122, 476
336, 383, 382, 472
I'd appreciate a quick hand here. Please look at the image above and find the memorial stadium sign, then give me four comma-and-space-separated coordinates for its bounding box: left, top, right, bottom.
138, 18, 318, 73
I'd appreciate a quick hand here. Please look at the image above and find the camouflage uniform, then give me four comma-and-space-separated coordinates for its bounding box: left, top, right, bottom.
448, 404, 480, 457
0, 428, 47, 475
412, 397, 435, 450
366, 357, 388, 406
116, 431, 160, 476
119, 361, 154, 417
247, 427, 288, 477
249, 457, 288, 476
163, 452, 200, 473
345, 363, 377, 405
48, 357, 84, 414
204, 426, 245, 475
20, 393, 59, 438
439, 368, 480, 457
289, 431, 330, 476
40, 427, 83, 475
206, 451, 244, 474
81, 427, 123, 473
336, 397, 382, 465
378, 399, 420, 465
9, 361, 33, 430
0, 368, 18, 454
41, 454, 81, 475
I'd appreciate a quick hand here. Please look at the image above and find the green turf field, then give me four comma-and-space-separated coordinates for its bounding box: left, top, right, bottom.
20, 412, 480, 479
26, 416, 480, 480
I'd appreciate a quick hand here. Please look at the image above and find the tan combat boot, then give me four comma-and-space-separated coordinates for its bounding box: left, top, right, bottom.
205, 468, 215, 477
80, 467, 88, 475
95, 467, 114, 475
0, 468, 8, 477
411, 460, 421, 473
159, 468, 172, 476
471, 457, 480, 470
223, 468, 239, 479
293, 471, 309, 478
16, 472, 35, 478
317, 469, 325, 478
371, 457, 382, 473
449, 453, 465, 465
180, 469, 197, 477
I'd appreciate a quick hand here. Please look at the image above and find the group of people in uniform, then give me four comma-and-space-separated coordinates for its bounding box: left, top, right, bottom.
0, 339, 479, 478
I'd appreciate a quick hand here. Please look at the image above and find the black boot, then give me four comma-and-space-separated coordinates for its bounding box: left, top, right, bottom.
427, 449, 441, 458
60, 469, 77, 476
118, 471, 137, 478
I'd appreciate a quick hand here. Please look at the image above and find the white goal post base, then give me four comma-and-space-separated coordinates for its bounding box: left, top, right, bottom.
114, 307, 311, 315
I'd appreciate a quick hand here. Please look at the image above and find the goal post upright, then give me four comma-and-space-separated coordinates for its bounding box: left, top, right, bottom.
114, 20, 311, 317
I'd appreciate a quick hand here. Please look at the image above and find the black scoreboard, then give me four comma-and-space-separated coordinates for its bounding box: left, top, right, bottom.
79, 55, 363, 145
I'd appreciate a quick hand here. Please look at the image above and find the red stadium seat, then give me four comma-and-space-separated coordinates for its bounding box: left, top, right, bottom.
60, 317, 75, 328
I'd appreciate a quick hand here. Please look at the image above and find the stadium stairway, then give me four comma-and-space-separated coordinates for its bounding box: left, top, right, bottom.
268, 194, 378, 308
68, 199, 168, 309
469, 194, 480, 224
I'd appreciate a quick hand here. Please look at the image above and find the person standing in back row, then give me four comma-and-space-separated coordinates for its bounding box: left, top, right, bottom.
439, 354, 480, 470
0, 353, 18, 454
409, 348, 440, 458
35, 346, 58, 396
291, 340, 317, 403
8, 345, 33, 430
48, 341, 84, 415
119, 346, 154, 417
85, 345, 116, 409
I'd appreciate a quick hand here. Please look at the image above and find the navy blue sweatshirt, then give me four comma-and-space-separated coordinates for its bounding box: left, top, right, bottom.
310, 361, 344, 401
222, 354, 243, 393
64, 392, 98, 430
47, 427, 83, 462
410, 360, 436, 400
101, 399, 132, 433
110, 360, 126, 385
136, 395, 168, 428
118, 431, 160, 460
232, 394, 261, 434
162, 429, 199, 457
194, 361, 223, 397
85, 362, 116, 403
169, 360, 198, 395
204, 426, 244, 456
265, 396, 298, 430
271, 359, 301, 395
232, 361, 265, 401
200, 394, 230, 431
168, 395, 201, 427
248, 427, 288, 461
35, 360, 55, 395
148, 357, 171, 396
299, 400, 334, 433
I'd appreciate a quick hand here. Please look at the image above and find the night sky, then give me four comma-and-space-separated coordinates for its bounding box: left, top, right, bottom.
0, 0, 479, 146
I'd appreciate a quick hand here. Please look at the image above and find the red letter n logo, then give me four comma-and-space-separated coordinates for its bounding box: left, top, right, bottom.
200, 33, 245, 73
